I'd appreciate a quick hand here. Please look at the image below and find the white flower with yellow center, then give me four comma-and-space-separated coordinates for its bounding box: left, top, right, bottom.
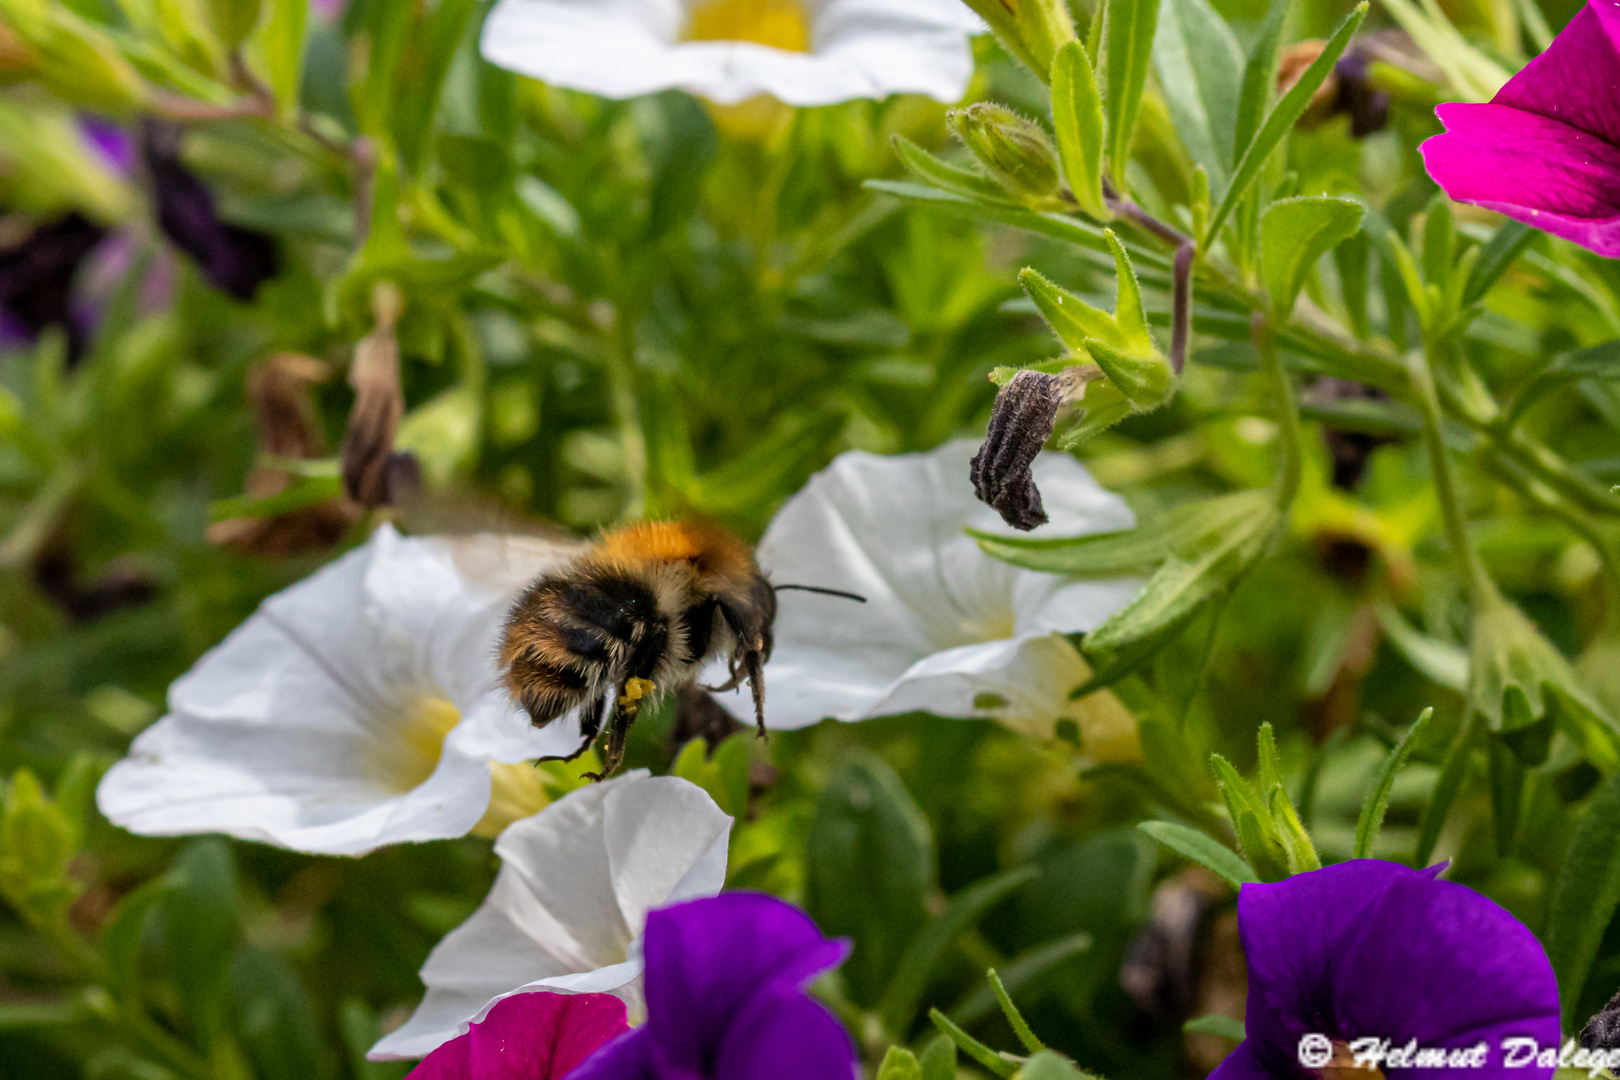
480, 0, 982, 106
96, 526, 589, 856
368, 772, 732, 1060
706, 440, 1144, 758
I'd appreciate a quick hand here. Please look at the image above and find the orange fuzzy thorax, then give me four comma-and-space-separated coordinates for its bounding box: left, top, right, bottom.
591, 520, 756, 581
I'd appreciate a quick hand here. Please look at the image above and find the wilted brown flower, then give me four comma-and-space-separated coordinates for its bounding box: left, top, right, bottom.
971, 369, 1063, 531
207, 353, 361, 557
341, 282, 418, 509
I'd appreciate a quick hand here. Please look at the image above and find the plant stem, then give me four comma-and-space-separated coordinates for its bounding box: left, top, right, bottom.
1253, 314, 1302, 510
1410, 345, 1496, 608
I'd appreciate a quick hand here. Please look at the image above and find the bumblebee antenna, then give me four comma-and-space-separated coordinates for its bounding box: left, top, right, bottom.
773, 584, 867, 603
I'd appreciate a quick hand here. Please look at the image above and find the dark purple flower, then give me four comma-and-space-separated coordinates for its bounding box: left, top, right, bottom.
1212, 860, 1561, 1080
406, 991, 630, 1080
571, 893, 858, 1080
0, 212, 108, 360
140, 120, 279, 301
1421, 0, 1620, 258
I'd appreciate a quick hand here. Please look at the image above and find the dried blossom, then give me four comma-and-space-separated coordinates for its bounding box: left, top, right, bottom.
206, 353, 361, 557
341, 283, 417, 509
971, 369, 1063, 531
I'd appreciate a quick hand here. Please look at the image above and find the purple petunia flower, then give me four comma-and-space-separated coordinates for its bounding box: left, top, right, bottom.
1420, 0, 1620, 258
407, 991, 630, 1080
1211, 861, 1561, 1080
571, 892, 859, 1080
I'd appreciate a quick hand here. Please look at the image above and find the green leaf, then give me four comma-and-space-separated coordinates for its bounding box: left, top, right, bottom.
1203, 2, 1367, 246
879, 866, 1040, 1036
1354, 708, 1435, 859
929, 1008, 1019, 1078
879, 1047, 924, 1080
1184, 1014, 1246, 1040
1018, 1050, 1096, 1080
1268, 785, 1321, 873
260, 0, 306, 119
1152, 0, 1245, 186
1545, 770, 1620, 1026
1080, 500, 1278, 663
988, 969, 1045, 1053
805, 753, 935, 1007
1422, 192, 1455, 293
1416, 714, 1479, 869
1050, 43, 1109, 220
1373, 602, 1469, 692
949, 934, 1093, 1026
1464, 221, 1533, 306
164, 838, 240, 1045
1105, 0, 1161, 188
207, 474, 345, 523
1261, 196, 1365, 318
1138, 821, 1258, 888
920, 1036, 957, 1080
1232, 0, 1289, 161
893, 135, 1017, 206
103, 873, 179, 1003
972, 489, 1270, 575
1020, 269, 1130, 356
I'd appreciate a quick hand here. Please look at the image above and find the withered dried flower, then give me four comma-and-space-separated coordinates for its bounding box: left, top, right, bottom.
971, 369, 1063, 531
340, 283, 417, 509
207, 352, 361, 557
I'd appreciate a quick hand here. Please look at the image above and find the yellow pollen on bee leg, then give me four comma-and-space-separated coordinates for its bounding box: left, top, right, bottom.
618, 678, 657, 709
685, 0, 812, 51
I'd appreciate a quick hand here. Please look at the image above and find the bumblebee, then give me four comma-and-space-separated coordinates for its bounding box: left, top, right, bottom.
499, 520, 778, 779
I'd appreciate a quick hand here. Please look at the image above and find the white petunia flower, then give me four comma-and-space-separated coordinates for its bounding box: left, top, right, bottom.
480, 0, 983, 107
707, 439, 1143, 756
97, 526, 589, 856
367, 772, 732, 1060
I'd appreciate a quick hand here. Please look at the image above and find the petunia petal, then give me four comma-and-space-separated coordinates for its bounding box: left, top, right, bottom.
96, 712, 494, 855
1492, 0, 1620, 148
1422, 102, 1620, 258
714, 986, 859, 1080
567, 1027, 659, 1080
1237, 861, 1561, 1080
642, 893, 849, 1078
369, 774, 731, 1061
1333, 871, 1560, 1080
480, 0, 978, 106
705, 440, 1137, 729
407, 992, 629, 1080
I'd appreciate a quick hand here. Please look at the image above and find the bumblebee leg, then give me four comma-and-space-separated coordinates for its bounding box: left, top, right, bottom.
743, 652, 766, 737
537, 690, 608, 766
582, 676, 656, 781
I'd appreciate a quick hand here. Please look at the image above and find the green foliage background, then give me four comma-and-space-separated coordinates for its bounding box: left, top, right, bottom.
0, 0, 1618, 1074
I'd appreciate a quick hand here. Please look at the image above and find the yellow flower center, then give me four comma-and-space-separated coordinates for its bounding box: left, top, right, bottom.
378, 696, 463, 793
475, 761, 552, 837
686, 0, 812, 51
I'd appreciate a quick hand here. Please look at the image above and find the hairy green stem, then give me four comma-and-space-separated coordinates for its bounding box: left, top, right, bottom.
1253, 314, 1303, 509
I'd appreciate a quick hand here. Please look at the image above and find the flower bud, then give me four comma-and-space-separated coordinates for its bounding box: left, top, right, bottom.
948, 104, 1061, 204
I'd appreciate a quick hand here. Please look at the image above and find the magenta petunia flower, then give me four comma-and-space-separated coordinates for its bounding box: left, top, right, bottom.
406, 991, 630, 1080
570, 893, 859, 1080
1212, 861, 1561, 1080
1421, 0, 1620, 258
